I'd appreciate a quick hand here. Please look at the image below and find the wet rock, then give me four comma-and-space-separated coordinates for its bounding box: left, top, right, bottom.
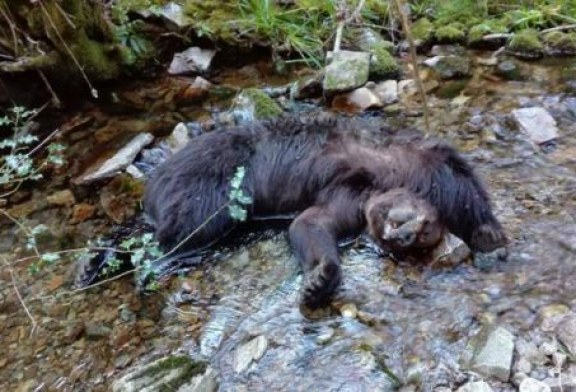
46, 190, 75, 207
457, 380, 494, 392
316, 327, 335, 345
340, 303, 358, 318
125, 164, 145, 180
112, 355, 215, 392
69, 203, 96, 224
512, 107, 559, 145
496, 60, 522, 81
100, 175, 144, 224
293, 73, 324, 99
178, 76, 212, 102
373, 80, 398, 105
431, 233, 471, 269
233, 336, 268, 373
331, 87, 383, 113
538, 304, 571, 331
423, 55, 471, 79
507, 29, 544, 59
520, 378, 551, 392
323, 51, 370, 94
544, 32, 576, 56
168, 47, 216, 75
231, 88, 283, 122
470, 325, 515, 381
75, 133, 154, 185
555, 313, 576, 356
85, 322, 112, 339
167, 123, 191, 153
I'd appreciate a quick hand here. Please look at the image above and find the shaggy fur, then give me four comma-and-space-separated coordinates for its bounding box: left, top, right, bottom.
144, 115, 506, 308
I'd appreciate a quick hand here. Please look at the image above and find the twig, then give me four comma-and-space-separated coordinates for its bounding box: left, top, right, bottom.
392, 0, 431, 134
0, 255, 37, 335
333, 0, 366, 53
541, 24, 576, 34
37, 70, 62, 108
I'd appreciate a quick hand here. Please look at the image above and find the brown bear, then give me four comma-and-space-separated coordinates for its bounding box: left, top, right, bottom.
143, 115, 506, 309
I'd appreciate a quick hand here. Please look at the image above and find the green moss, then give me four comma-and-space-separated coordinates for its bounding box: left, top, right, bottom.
436, 23, 466, 43
411, 17, 434, 43
238, 88, 283, 119
467, 20, 508, 45
323, 55, 370, 92
142, 355, 207, 392
543, 31, 576, 54
70, 36, 120, 80
369, 47, 399, 79
507, 29, 544, 58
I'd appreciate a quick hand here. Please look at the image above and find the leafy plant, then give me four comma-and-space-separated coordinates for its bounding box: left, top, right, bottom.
228, 166, 253, 221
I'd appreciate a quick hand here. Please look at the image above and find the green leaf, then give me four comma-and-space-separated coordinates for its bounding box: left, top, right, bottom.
41, 252, 61, 264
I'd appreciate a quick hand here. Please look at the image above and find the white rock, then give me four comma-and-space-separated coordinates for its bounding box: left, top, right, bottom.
374, 80, 398, 105
512, 107, 559, 144
75, 133, 154, 185
457, 381, 494, 392
233, 336, 268, 373
169, 47, 217, 75
167, 123, 191, 153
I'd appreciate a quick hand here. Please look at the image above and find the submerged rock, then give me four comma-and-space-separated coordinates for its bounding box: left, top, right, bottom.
233, 336, 269, 373
423, 55, 471, 79
512, 107, 559, 145
470, 325, 515, 381
112, 355, 216, 392
323, 50, 370, 94
168, 47, 217, 75
74, 133, 154, 185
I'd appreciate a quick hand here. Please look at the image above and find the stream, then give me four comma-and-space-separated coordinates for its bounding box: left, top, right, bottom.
1, 54, 576, 391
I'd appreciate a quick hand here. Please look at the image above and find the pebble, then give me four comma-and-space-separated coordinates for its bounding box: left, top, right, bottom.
340, 303, 358, 318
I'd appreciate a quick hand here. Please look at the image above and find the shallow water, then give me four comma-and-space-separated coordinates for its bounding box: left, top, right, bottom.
1, 55, 576, 391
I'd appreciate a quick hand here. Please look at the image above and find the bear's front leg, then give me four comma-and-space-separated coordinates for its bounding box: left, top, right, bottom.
289, 206, 345, 309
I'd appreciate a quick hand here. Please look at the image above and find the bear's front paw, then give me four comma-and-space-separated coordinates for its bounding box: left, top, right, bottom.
471, 223, 508, 253
301, 258, 342, 310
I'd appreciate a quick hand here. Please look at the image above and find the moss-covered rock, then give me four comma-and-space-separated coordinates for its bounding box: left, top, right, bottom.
436, 23, 466, 44
411, 17, 435, 45
369, 47, 399, 80
467, 20, 508, 47
543, 31, 576, 56
423, 55, 471, 79
233, 88, 283, 120
323, 50, 370, 94
506, 29, 544, 59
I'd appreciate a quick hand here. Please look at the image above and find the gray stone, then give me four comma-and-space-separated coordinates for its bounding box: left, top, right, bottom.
75, 133, 154, 185
323, 51, 370, 94
85, 322, 112, 339
431, 233, 471, 268
156, 2, 193, 29
112, 356, 216, 392
46, 189, 75, 206
457, 381, 494, 392
373, 80, 398, 105
125, 164, 145, 180
423, 55, 471, 79
168, 47, 217, 75
520, 378, 552, 392
555, 314, 576, 356
470, 326, 515, 381
233, 336, 268, 373
512, 107, 559, 144
331, 87, 383, 112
